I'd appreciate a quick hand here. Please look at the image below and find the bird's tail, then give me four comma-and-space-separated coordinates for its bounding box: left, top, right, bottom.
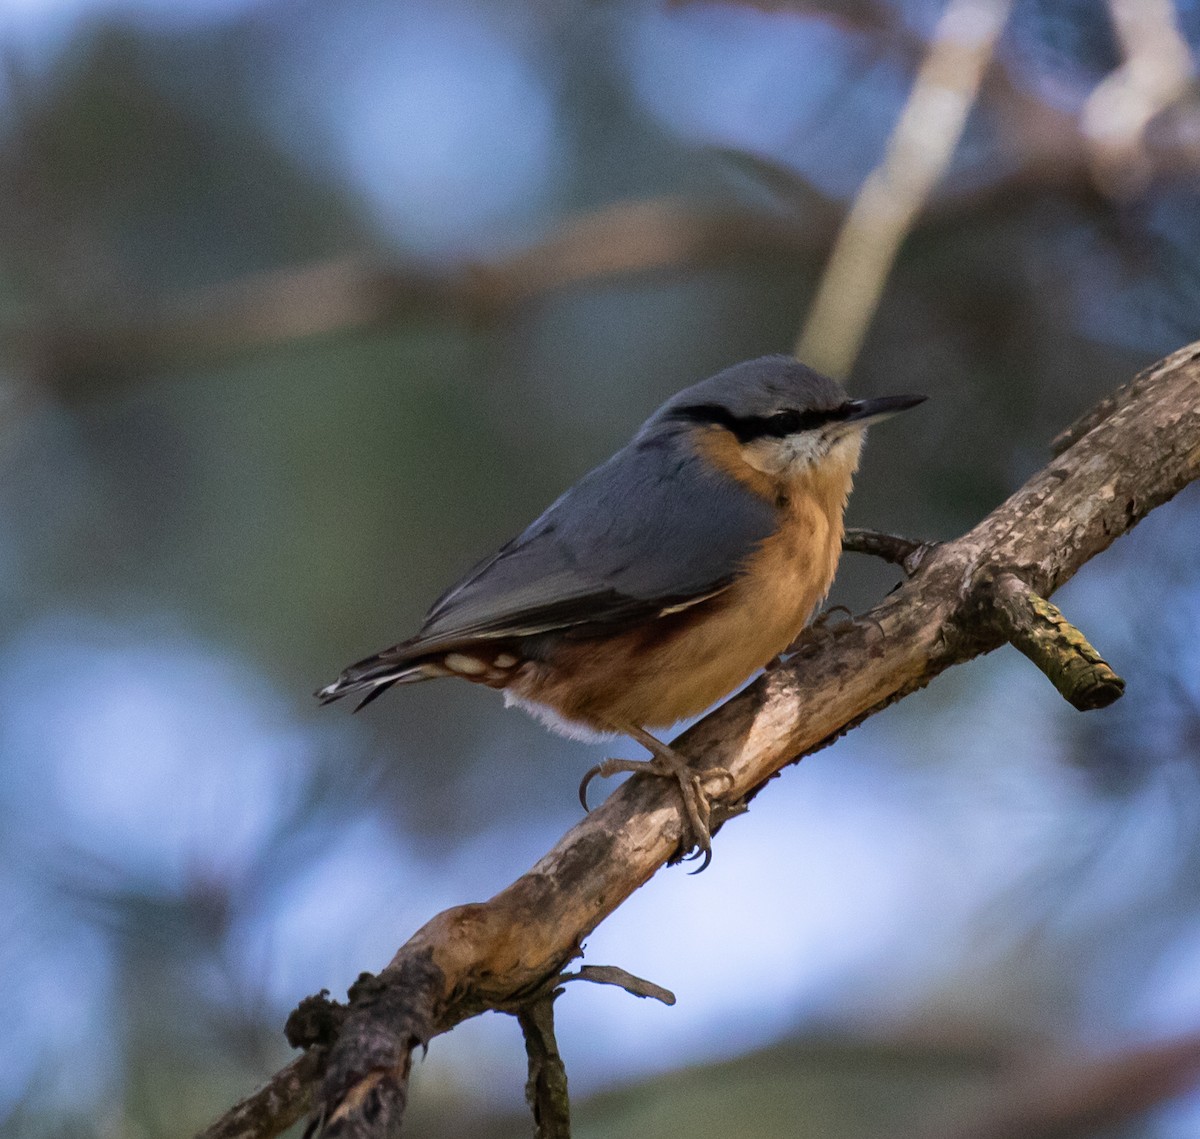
314, 646, 437, 712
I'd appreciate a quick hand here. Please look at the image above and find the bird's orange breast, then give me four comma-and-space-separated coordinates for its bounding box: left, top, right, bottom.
506, 433, 861, 732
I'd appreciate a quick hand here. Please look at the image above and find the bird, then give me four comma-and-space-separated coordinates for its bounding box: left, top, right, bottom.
317, 355, 924, 866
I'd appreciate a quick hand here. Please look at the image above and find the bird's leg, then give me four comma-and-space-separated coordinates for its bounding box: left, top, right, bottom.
579, 724, 734, 870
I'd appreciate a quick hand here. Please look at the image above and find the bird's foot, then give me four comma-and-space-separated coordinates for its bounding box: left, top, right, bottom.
781, 604, 857, 660
579, 725, 734, 872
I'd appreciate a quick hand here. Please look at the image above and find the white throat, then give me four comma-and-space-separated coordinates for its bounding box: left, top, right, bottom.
741, 428, 864, 479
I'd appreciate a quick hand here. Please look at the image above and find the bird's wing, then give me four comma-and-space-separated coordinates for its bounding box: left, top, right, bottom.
409, 436, 777, 652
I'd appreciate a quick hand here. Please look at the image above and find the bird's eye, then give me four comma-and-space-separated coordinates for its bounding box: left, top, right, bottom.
768, 410, 801, 435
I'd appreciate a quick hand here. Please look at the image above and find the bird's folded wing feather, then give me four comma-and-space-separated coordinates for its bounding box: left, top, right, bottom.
407, 437, 777, 652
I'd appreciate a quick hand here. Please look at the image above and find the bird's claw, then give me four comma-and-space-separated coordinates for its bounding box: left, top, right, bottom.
578, 752, 734, 872
578, 759, 617, 812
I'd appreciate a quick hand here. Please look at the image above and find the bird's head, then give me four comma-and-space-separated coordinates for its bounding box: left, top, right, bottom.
646, 355, 925, 483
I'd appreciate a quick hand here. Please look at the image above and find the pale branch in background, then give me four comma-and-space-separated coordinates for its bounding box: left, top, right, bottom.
1081, 0, 1196, 199
0, 200, 830, 392
195, 342, 1200, 1139
794, 0, 1014, 378
0, 3, 1197, 420
927, 1033, 1200, 1139
4, 73, 1200, 402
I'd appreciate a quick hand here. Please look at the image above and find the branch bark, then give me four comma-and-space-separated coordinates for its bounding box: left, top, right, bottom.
199, 341, 1200, 1139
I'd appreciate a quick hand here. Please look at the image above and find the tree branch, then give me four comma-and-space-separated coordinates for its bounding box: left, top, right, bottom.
1081, 0, 1196, 199
14, 82, 1200, 398
198, 340, 1200, 1139
312, 955, 441, 1138
517, 993, 572, 1139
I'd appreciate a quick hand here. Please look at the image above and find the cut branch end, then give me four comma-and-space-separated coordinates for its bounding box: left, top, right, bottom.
988, 572, 1126, 710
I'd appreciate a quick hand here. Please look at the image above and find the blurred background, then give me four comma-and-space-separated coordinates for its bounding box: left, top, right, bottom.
2, 1, 1200, 1136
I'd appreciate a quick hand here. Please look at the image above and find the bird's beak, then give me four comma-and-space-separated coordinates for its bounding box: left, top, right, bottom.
841, 394, 927, 426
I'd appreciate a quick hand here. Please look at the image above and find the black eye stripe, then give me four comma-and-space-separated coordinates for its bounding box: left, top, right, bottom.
672, 402, 851, 443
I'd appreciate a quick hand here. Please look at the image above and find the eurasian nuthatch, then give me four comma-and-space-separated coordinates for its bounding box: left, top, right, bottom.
318, 356, 924, 862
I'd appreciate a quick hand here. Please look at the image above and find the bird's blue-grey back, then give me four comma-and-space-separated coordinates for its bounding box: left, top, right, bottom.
409, 363, 820, 649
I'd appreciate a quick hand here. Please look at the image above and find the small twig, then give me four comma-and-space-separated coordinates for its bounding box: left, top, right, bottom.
988, 573, 1125, 711
507, 962, 674, 1138
843, 527, 937, 575
517, 993, 572, 1139
559, 964, 677, 1006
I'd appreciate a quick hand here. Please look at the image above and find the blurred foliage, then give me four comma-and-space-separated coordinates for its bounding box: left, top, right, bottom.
2, 1, 1200, 1137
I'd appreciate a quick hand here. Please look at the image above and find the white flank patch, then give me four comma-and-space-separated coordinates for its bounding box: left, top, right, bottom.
444, 652, 488, 676
502, 690, 617, 742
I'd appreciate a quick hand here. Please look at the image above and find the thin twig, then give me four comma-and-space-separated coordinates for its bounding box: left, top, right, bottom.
560, 965, 677, 1006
